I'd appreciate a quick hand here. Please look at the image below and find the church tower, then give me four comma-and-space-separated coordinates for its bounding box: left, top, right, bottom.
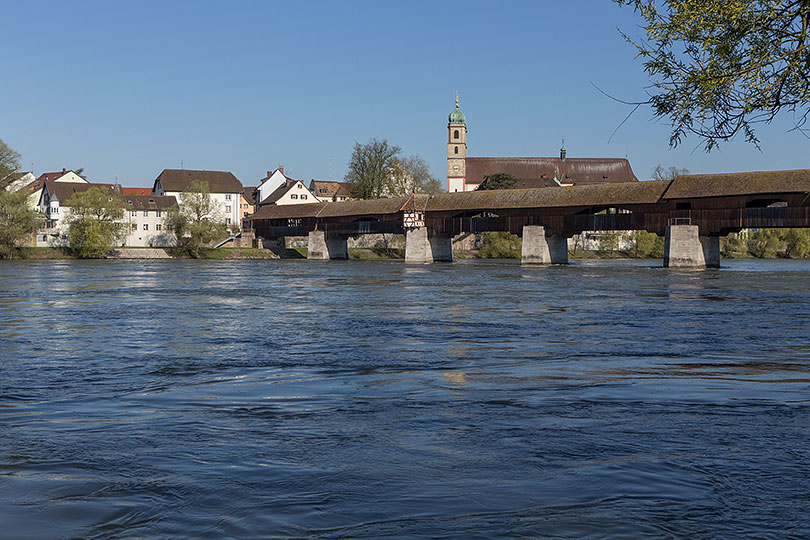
447, 95, 467, 192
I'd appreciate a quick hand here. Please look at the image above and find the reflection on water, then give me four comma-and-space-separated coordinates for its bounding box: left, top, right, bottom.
1, 259, 809, 539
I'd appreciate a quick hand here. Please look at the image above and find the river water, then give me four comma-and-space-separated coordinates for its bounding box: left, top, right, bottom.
1, 259, 809, 539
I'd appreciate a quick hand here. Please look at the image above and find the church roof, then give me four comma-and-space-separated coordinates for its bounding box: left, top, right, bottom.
465, 157, 638, 186
448, 98, 466, 125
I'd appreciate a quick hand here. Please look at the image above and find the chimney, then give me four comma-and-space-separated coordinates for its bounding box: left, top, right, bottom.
279, 166, 285, 175
62, 168, 66, 173
267, 171, 272, 177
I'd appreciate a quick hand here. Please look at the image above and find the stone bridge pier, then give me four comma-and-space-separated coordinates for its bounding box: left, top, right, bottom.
663, 225, 720, 268
307, 230, 349, 260
521, 225, 568, 265
405, 227, 453, 263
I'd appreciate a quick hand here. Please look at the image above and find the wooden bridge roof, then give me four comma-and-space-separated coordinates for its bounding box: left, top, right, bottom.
249, 195, 423, 220
663, 169, 810, 199
424, 180, 670, 211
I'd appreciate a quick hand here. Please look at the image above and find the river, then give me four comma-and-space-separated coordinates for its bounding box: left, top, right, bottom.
1, 259, 809, 539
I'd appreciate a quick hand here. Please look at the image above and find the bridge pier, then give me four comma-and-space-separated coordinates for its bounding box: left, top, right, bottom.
664, 225, 719, 268
405, 227, 453, 262
307, 230, 348, 260
521, 225, 568, 265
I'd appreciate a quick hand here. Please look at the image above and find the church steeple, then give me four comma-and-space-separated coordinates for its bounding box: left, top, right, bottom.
447, 93, 467, 192
560, 139, 566, 161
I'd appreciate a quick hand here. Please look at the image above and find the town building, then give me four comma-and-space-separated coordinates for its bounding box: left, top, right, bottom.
152, 169, 244, 228
123, 194, 178, 247
36, 181, 123, 246
241, 187, 257, 228
446, 98, 638, 192
1, 171, 40, 208
309, 180, 354, 202
258, 179, 321, 206
255, 167, 294, 207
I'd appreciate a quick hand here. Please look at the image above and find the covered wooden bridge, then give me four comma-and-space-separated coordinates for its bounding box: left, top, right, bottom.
248, 169, 810, 268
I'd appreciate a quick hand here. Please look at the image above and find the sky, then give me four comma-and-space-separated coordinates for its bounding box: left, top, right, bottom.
2, 0, 808, 188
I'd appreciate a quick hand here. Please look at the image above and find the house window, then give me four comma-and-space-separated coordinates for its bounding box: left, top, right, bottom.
131, 210, 137, 216
226, 218, 231, 225
301, 194, 307, 200
132, 224, 137, 230
225, 194, 231, 200
156, 224, 162, 231
454, 129, 459, 139
52, 206, 58, 213
320, 188, 327, 194
143, 210, 149, 217
225, 205, 231, 212
156, 210, 161, 217
291, 194, 298, 199
178, 193, 182, 200
143, 224, 149, 230
243, 212, 248, 218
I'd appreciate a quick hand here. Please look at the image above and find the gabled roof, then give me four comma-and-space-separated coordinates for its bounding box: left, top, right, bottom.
662, 170, 810, 199
122, 187, 152, 196
426, 181, 671, 212
309, 180, 354, 199
154, 169, 243, 194
44, 181, 124, 203
243, 186, 257, 205
124, 194, 177, 210
465, 157, 638, 186
259, 180, 318, 205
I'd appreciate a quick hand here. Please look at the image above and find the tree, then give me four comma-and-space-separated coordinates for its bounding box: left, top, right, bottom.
747, 228, 783, 258
651, 164, 690, 181
475, 173, 518, 191
389, 154, 443, 195
65, 187, 127, 258
0, 138, 22, 180
346, 138, 402, 199
615, 1, 810, 150
166, 180, 228, 258
0, 189, 42, 258
629, 230, 664, 257
783, 228, 810, 257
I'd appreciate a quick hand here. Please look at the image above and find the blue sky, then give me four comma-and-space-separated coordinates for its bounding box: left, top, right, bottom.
2, 1, 808, 188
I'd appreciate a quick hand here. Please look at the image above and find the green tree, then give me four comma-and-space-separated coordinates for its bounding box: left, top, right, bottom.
475, 173, 518, 190
651, 164, 690, 181
167, 180, 228, 258
65, 187, 127, 258
346, 138, 402, 199
0, 138, 22, 180
783, 228, 810, 258
597, 232, 620, 255
0, 188, 42, 258
615, 1, 810, 150
478, 232, 522, 258
721, 232, 748, 258
747, 228, 783, 258
630, 230, 664, 257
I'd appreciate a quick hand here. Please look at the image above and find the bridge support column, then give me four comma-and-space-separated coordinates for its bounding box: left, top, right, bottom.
307, 230, 348, 260
521, 226, 568, 265
405, 227, 453, 262
664, 225, 719, 268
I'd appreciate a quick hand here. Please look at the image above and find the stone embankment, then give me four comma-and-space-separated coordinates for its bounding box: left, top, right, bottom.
109, 248, 171, 259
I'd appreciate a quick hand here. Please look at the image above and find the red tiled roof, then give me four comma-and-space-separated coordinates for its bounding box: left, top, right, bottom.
122, 187, 152, 196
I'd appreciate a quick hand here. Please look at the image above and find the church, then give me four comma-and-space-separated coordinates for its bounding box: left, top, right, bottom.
447, 98, 639, 192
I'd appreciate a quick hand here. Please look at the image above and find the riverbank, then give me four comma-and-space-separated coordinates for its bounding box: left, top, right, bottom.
8, 246, 808, 261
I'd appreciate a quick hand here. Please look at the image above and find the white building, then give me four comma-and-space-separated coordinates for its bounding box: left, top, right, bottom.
36, 182, 123, 247
255, 167, 296, 206
259, 179, 321, 206
153, 169, 244, 228
123, 194, 178, 247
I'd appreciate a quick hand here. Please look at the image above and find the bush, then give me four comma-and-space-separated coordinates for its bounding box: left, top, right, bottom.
478, 232, 521, 258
